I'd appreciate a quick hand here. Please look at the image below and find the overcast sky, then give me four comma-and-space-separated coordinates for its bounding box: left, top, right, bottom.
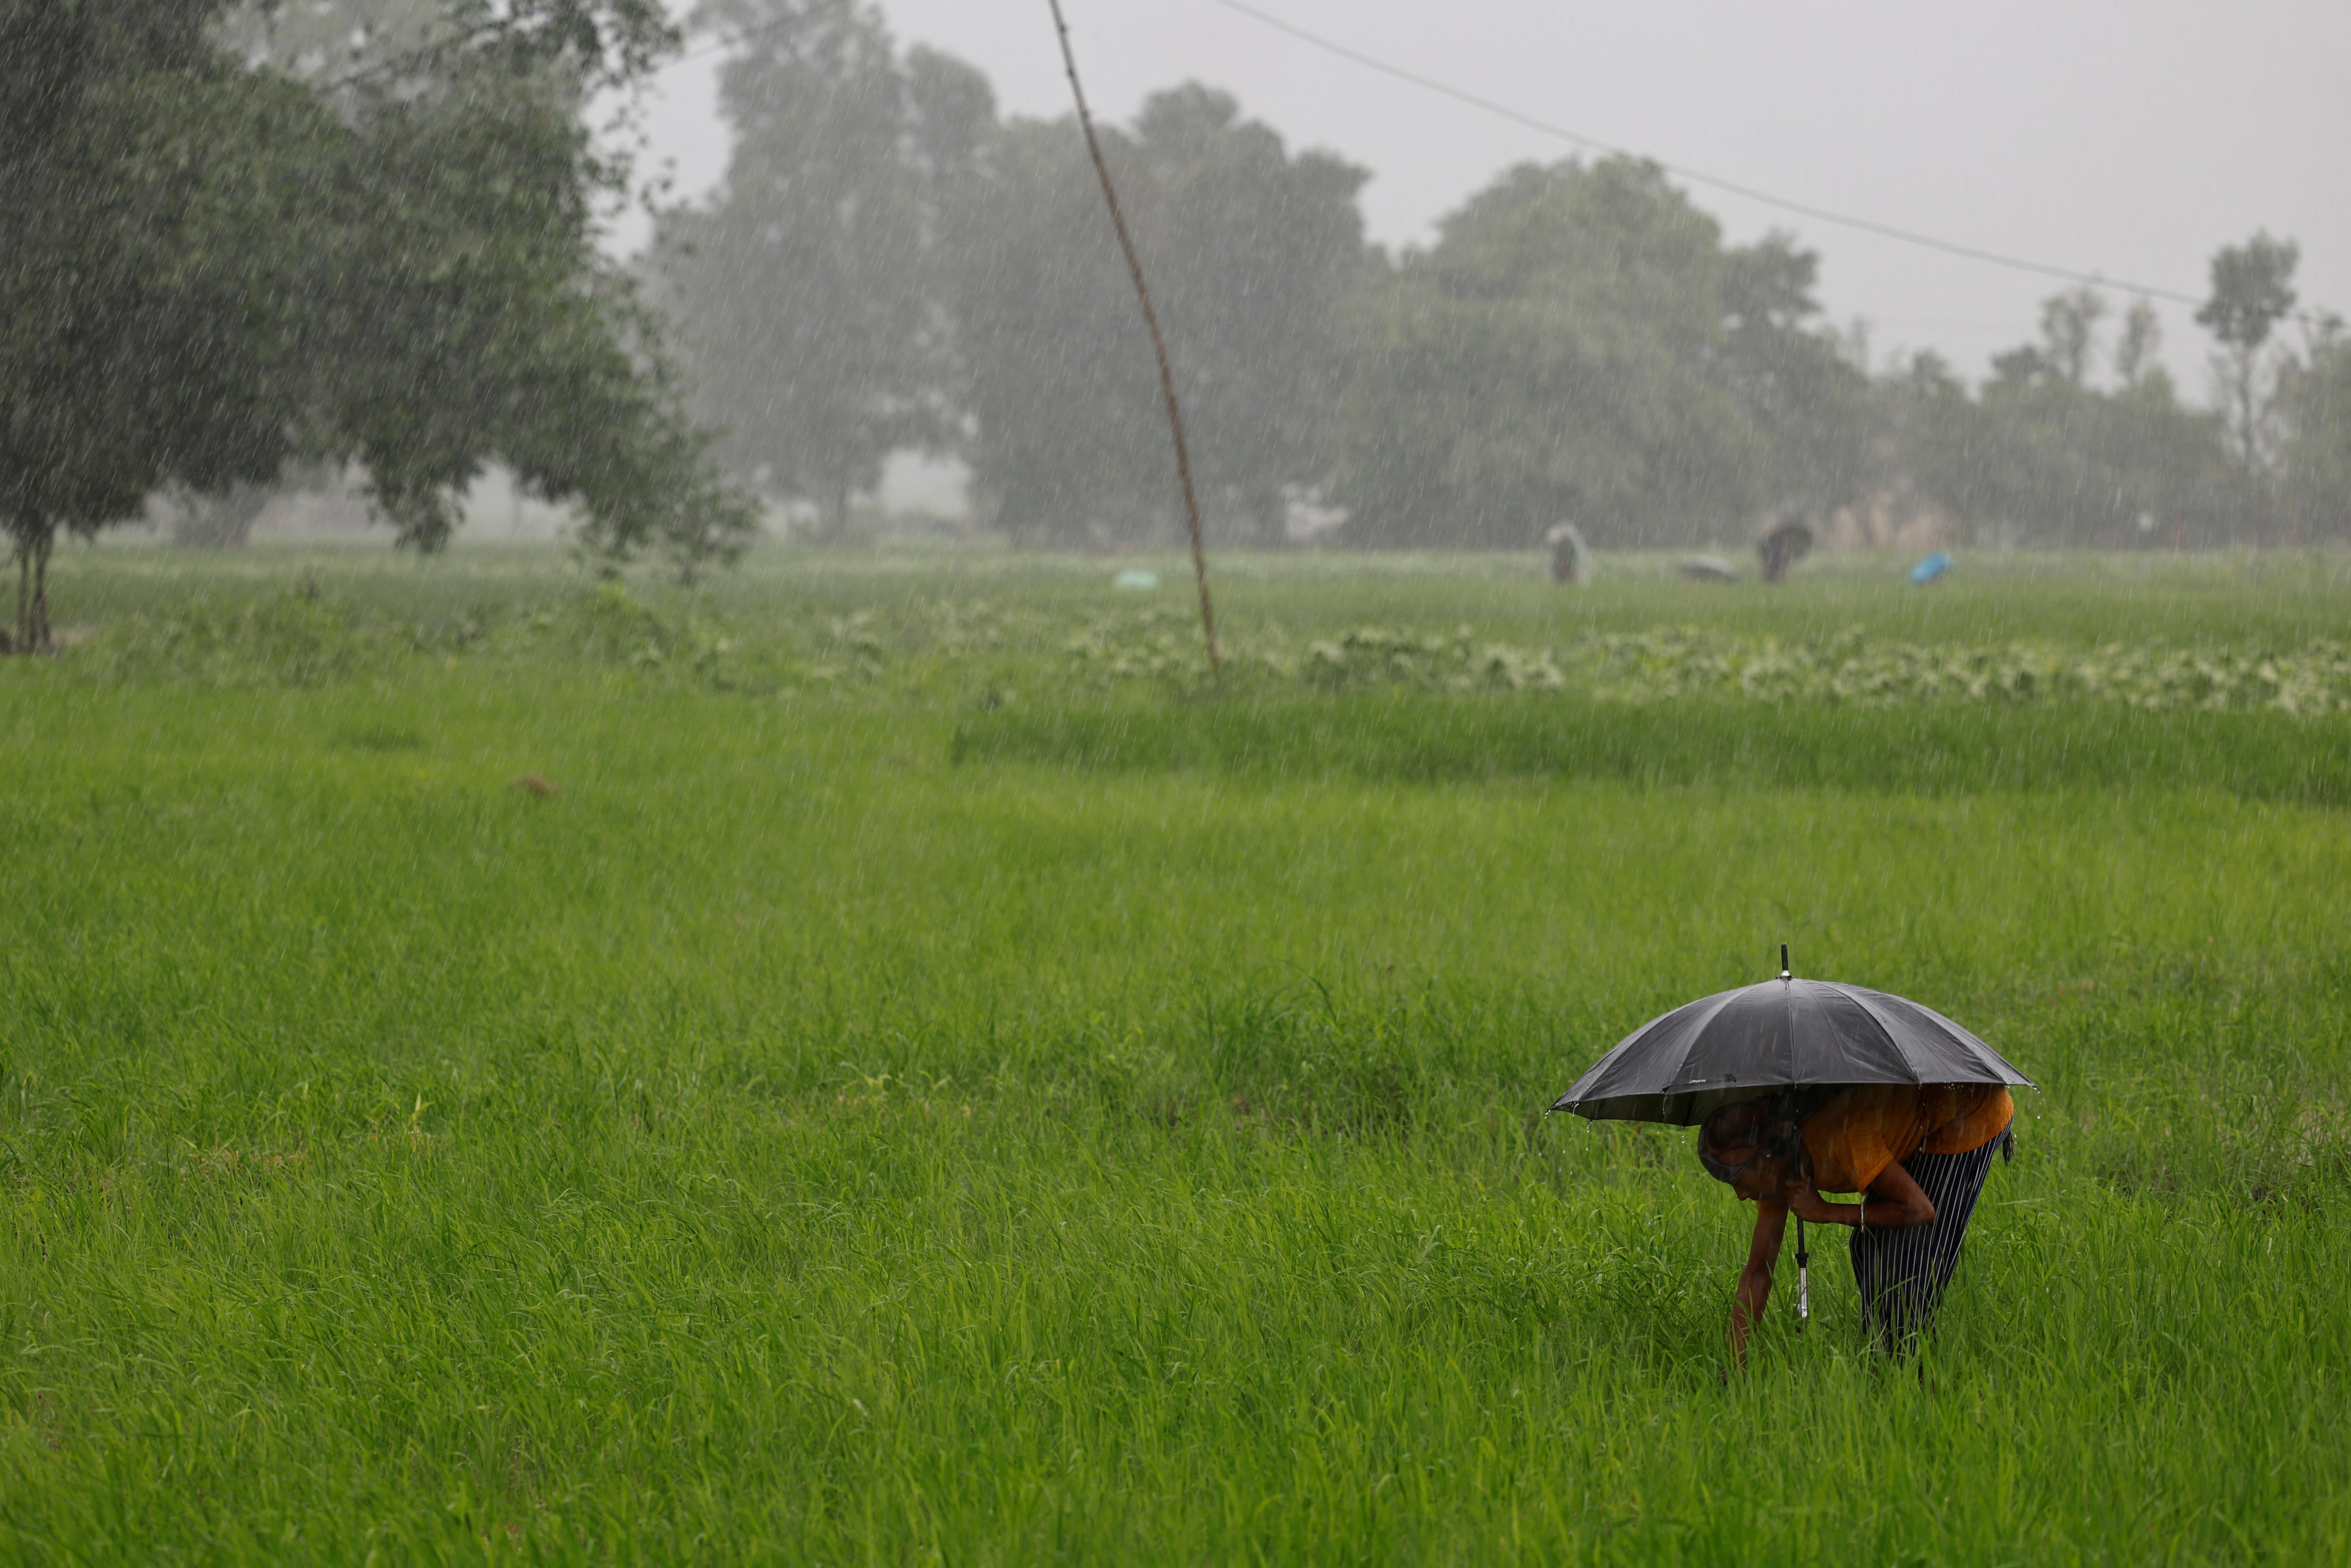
616, 0, 2350, 389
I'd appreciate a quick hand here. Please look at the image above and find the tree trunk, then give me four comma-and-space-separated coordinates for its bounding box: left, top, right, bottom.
171, 481, 273, 548
31, 529, 53, 652
10, 530, 27, 654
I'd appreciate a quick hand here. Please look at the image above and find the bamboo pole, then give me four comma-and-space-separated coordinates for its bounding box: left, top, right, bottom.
1044, 0, 1220, 679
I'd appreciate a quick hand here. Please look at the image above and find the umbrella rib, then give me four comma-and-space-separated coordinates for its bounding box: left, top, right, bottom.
1665, 986, 1752, 1095
1842, 987, 1965, 1084
1784, 977, 1799, 1091
1888, 994, 2037, 1087
1835, 987, 1926, 1081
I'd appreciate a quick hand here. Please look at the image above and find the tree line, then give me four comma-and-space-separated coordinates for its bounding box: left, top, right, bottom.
7, 0, 2345, 656
654, 0, 2350, 552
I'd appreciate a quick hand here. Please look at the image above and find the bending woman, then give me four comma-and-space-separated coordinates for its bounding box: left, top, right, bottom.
1699, 1084, 2013, 1360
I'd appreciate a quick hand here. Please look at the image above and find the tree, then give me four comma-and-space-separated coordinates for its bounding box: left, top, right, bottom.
216, 0, 444, 73
2039, 285, 2106, 386
1334, 157, 1866, 548
1, 1, 322, 647
1887, 290, 2243, 546
2196, 232, 2299, 474
654, 0, 940, 537
2280, 329, 2351, 541
940, 86, 1368, 544
1, 0, 754, 652
2114, 299, 2162, 388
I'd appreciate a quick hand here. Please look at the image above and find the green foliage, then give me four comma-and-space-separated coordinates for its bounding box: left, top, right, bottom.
0, 1, 332, 645
2284, 336, 2351, 538
1335, 159, 1868, 549
959, 688, 2351, 803
6, 550, 2351, 1560
2197, 231, 2301, 355
655, 0, 942, 536
2198, 231, 2302, 475
655, 30, 1370, 547
1887, 342, 2246, 548
77, 585, 399, 686
942, 89, 1369, 544
636, 26, 2351, 557
0, 0, 752, 652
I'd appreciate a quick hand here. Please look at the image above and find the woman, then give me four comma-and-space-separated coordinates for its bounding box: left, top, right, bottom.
1699, 1083, 2013, 1360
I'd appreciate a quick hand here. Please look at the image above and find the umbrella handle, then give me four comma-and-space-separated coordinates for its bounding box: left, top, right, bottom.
1795, 1217, 1810, 1327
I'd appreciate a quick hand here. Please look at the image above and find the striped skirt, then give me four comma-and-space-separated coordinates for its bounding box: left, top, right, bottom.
1849, 1122, 2010, 1352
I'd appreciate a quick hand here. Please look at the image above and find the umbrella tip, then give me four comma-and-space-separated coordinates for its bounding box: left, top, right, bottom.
1780, 942, 1791, 980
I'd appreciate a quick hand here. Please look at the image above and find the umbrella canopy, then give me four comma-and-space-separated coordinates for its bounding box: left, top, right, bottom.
1550, 974, 2032, 1126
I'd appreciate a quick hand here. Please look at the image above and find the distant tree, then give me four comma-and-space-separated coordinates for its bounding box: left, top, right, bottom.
654, 0, 940, 538
2113, 298, 2163, 388
1, 0, 754, 650
2038, 285, 2106, 386
1335, 158, 1866, 548
1888, 291, 2242, 546
2280, 329, 2351, 541
166, 481, 277, 548
1717, 234, 1879, 520
939, 86, 1369, 545
2196, 232, 2300, 474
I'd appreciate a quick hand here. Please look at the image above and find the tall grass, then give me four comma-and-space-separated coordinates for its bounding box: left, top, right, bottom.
3, 549, 2349, 1562
956, 693, 2351, 802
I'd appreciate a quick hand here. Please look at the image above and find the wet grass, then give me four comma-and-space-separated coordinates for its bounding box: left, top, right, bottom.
956, 693, 2351, 802
2, 545, 2349, 1562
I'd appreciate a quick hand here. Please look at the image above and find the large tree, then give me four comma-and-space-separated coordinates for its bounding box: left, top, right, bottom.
654, 0, 943, 538
941, 86, 1369, 545
1, 0, 753, 651
1333, 157, 1867, 548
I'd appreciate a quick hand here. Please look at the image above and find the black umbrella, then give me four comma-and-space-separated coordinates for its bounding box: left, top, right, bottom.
1549, 946, 2032, 1126
1549, 945, 2033, 1324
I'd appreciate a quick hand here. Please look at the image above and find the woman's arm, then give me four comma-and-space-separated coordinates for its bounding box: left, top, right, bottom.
1729, 1201, 1788, 1365
1784, 1163, 1937, 1229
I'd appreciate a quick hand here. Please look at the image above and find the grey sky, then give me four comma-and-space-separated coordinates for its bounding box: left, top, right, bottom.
620, 0, 2350, 388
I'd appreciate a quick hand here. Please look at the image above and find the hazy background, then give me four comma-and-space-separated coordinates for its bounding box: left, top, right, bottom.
617, 0, 2351, 388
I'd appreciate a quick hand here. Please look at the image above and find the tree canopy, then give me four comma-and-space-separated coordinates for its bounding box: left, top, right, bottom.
651, 6, 1368, 547
654, 0, 943, 537
640, 31, 2348, 555
943, 85, 1369, 544
1333, 159, 1870, 548
1, 0, 752, 651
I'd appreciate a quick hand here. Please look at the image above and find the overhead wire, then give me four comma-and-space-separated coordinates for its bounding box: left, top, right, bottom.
647, 0, 2327, 329
1199, 0, 2334, 326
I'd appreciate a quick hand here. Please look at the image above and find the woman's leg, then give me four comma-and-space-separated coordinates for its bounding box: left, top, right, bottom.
1849, 1126, 2006, 1352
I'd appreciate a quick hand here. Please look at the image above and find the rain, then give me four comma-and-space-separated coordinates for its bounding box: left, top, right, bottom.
3, 0, 2348, 1559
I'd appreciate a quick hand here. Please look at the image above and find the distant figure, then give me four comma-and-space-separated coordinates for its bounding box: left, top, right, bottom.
1679, 554, 1739, 584
1909, 551, 1953, 586
1544, 521, 1588, 585
1757, 514, 1814, 583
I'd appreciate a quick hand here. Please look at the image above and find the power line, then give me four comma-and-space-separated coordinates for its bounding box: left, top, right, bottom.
645, 0, 2329, 330
1199, 0, 2326, 325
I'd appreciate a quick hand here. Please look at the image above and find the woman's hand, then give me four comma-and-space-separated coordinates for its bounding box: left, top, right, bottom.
1780, 1171, 1841, 1225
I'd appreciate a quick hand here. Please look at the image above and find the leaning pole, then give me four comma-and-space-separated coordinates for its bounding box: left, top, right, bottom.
1044, 0, 1221, 680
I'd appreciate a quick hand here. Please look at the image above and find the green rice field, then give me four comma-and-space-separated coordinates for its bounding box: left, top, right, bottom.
4, 543, 2350, 1562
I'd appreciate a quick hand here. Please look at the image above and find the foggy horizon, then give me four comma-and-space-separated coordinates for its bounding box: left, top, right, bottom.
616, 0, 2351, 391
